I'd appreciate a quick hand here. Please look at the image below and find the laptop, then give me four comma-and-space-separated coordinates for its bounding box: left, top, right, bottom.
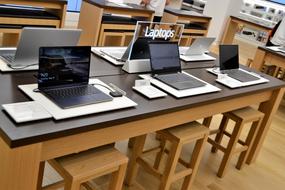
219, 45, 260, 83
0, 27, 81, 69
100, 37, 165, 62
180, 37, 216, 61
38, 46, 113, 109
148, 41, 206, 90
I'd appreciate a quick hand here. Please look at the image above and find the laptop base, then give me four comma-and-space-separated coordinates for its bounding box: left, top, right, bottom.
41, 85, 113, 109
0, 58, 38, 72
122, 59, 150, 73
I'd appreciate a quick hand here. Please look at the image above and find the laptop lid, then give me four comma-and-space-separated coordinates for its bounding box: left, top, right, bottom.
185, 37, 215, 55
219, 45, 239, 71
13, 27, 81, 66
148, 41, 181, 74
38, 46, 91, 90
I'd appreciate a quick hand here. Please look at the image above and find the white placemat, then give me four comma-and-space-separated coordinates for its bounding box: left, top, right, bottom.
2, 101, 52, 123
139, 72, 221, 98
207, 68, 269, 88
18, 79, 137, 120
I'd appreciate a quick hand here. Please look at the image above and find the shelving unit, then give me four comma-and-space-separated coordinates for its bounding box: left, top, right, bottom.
162, 7, 211, 46
236, 0, 285, 46
0, 0, 67, 46
181, 0, 207, 13
241, 0, 285, 25
78, 0, 154, 47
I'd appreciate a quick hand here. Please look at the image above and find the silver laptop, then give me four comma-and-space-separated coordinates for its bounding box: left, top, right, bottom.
180, 37, 216, 61
0, 27, 81, 69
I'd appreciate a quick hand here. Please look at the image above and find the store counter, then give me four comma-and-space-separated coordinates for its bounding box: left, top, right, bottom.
0, 51, 285, 189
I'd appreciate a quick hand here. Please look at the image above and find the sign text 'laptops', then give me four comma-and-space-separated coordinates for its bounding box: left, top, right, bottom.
98, 21, 184, 63
149, 41, 206, 90
38, 46, 113, 109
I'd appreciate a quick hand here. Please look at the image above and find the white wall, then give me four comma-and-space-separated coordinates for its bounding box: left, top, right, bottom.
203, 0, 243, 43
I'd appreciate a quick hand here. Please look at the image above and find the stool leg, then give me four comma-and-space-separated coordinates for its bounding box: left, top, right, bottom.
236, 118, 262, 170
64, 178, 81, 190
211, 116, 229, 153
128, 137, 136, 148
159, 141, 183, 190
109, 163, 128, 190
203, 116, 213, 128
37, 161, 46, 190
125, 134, 147, 186
181, 134, 208, 190
154, 138, 167, 170
217, 121, 244, 178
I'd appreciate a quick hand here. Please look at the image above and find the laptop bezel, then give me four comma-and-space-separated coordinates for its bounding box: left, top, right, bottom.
148, 41, 182, 75
38, 46, 91, 91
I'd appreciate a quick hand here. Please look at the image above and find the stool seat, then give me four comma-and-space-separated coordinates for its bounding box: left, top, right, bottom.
50, 147, 128, 179
224, 107, 264, 122
158, 122, 209, 142
45, 146, 128, 190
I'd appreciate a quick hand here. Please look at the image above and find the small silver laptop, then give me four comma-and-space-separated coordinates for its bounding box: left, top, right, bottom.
180, 37, 216, 61
0, 27, 81, 69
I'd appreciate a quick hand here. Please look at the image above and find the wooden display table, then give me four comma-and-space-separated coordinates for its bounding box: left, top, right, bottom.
161, 8, 212, 46
252, 46, 285, 80
0, 51, 284, 189
0, 0, 67, 46
221, 16, 274, 45
78, 0, 154, 46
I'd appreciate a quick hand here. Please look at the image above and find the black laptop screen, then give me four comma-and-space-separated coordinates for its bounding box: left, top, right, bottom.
219, 45, 239, 71
38, 46, 91, 89
149, 42, 181, 74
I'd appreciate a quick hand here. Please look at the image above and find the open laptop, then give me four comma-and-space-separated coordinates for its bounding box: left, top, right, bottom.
0, 27, 81, 69
180, 37, 216, 61
38, 46, 113, 109
219, 45, 260, 83
149, 41, 206, 90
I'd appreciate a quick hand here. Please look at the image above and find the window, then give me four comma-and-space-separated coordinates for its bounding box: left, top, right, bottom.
67, 0, 82, 12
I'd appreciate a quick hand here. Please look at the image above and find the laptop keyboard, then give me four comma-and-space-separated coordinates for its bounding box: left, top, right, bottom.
1, 54, 15, 63
155, 73, 206, 90
223, 70, 259, 83
44, 85, 102, 99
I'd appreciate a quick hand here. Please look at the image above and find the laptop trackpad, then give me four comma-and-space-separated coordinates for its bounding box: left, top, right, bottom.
173, 81, 206, 90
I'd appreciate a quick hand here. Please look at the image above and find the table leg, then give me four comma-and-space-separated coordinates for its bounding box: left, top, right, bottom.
246, 88, 285, 164
251, 48, 266, 72
78, 1, 103, 46
221, 18, 238, 44
0, 138, 42, 190
125, 134, 147, 186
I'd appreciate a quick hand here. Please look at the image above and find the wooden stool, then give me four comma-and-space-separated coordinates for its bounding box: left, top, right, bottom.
126, 121, 209, 190
207, 107, 264, 178
43, 146, 128, 190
